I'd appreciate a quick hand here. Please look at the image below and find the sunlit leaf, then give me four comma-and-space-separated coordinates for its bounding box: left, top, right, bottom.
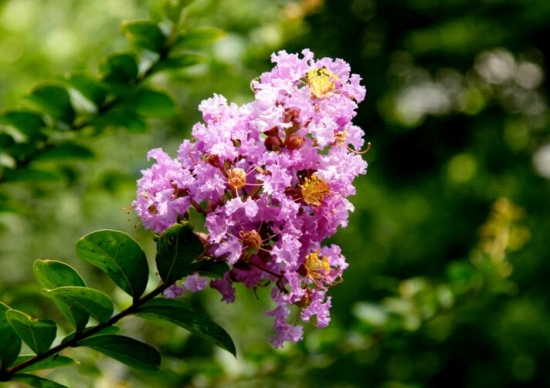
0, 302, 22, 370
0, 110, 45, 140
121, 20, 166, 53
6, 310, 56, 355
76, 230, 149, 299
33, 260, 89, 331
173, 27, 225, 49
44, 287, 114, 325
14, 354, 76, 373
26, 84, 75, 124
12, 374, 67, 388
135, 298, 236, 356
79, 335, 161, 371
156, 223, 205, 284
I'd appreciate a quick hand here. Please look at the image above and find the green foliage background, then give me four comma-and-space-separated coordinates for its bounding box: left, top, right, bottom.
1, 0, 549, 386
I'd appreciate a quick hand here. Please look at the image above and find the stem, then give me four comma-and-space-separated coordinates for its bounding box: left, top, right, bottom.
2, 281, 172, 380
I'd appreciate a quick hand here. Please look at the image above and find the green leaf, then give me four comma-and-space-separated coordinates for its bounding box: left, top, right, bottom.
173, 27, 225, 49
44, 287, 114, 325
122, 88, 177, 117
135, 298, 236, 356
191, 259, 230, 279
156, 223, 205, 284
15, 354, 76, 373
79, 335, 161, 371
63, 73, 107, 107
12, 374, 67, 388
33, 260, 89, 332
93, 110, 147, 132
76, 230, 149, 299
0, 168, 60, 183
32, 142, 94, 162
99, 53, 139, 85
121, 20, 166, 53
6, 310, 56, 355
162, 0, 189, 23
26, 84, 75, 124
0, 302, 22, 370
62, 325, 120, 344
152, 53, 206, 74
0, 110, 45, 140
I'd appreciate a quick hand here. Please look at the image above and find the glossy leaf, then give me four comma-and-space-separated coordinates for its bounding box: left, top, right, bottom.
79, 335, 161, 371
191, 259, 230, 279
62, 325, 120, 344
152, 53, 206, 74
93, 110, 147, 132
33, 260, 89, 331
6, 310, 56, 355
26, 84, 75, 124
76, 229, 149, 298
99, 53, 139, 85
0, 110, 45, 140
12, 374, 67, 388
14, 354, 76, 373
156, 223, 205, 284
121, 20, 166, 53
123, 88, 177, 117
173, 27, 225, 49
63, 74, 107, 107
32, 142, 94, 162
135, 298, 236, 356
44, 286, 114, 324
0, 302, 21, 370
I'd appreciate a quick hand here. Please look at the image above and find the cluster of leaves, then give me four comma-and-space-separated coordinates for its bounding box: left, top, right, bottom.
0, 0, 223, 210
0, 223, 235, 387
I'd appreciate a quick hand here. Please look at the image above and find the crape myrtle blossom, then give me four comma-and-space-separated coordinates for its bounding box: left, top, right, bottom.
133, 49, 367, 347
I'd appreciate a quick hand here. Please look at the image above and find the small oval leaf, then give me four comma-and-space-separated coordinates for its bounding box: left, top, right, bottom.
100, 53, 139, 85
33, 260, 89, 332
63, 73, 107, 108
79, 334, 161, 371
26, 84, 75, 124
135, 298, 236, 356
173, 27, 225, 49
6, 310, 57, 355
152, 53, 206, 74
12, 374, 68, 388
156, 223, 205, 284
93, 110, 147, 132
0, 302, 22, 370
44, 286, 114, 325
14, 354, 76, 373
123, 88, 177, 118
0, 110, 45, 140
76, 230, 149, 299
121, 20, 166, 53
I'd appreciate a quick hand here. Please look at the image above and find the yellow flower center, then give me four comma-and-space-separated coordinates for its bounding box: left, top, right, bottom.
228, 167, 247, 190
306, 67, 339, 98
300, 174, 331, 206
304, 251, 331, 282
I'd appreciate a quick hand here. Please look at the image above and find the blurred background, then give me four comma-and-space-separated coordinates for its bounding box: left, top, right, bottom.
1, 0, 549, 387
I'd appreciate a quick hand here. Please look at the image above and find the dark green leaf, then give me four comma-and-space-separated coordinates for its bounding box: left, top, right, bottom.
79, 335, 161, 371
191, 259, 230, 279
33, 260, 89, 332
173, 27, 225, 49
0, 110, 45, 140
6, 310, 56, 355
44, 286, 114, 325
63, 73, 107, 107
32, 142, 94, 162
162, 0, 189, 23
156, 223, 205, 284
26, 84, 75, 124
93, 110, 147, 132
0, 169, 60, 183
121, 20, 166, 53
135, 298, 236, 356
152, 53, 206, 74
122, 88, 177, 117
12, 374, 67, 388
15, 354, 76, 373
62, 325, 120, 344
76, 230, 149, 298
99, 53, 139, 85
0, 302, 22, 370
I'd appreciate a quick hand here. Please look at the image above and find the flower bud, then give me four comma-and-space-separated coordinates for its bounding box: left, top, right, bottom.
285, 134, 304, 150
265, 135, 282, 151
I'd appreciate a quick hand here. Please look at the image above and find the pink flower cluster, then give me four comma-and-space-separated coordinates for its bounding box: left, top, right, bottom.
133, 49, 367, 347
